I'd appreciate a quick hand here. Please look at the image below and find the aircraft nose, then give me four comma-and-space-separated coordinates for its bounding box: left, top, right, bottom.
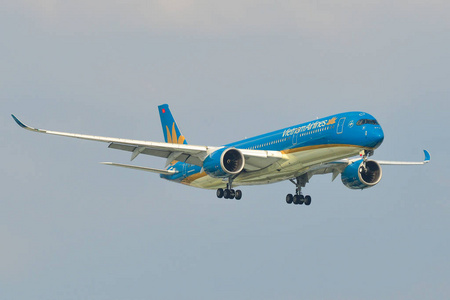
367, 128, 384, 149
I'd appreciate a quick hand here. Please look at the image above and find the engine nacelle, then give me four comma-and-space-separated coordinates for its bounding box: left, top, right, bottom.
341, 159, 382, 190
203, 148, 245, 178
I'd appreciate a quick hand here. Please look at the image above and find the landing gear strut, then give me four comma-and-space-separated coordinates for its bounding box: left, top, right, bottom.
360, 149, 374, 172
286, 174, 312, 206
216, 177, 242, 200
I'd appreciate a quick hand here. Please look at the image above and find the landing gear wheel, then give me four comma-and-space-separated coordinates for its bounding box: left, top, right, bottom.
221, 177, 240, 200
216, 188, 224, 198
293, 195, 304, 205
304, 195, 312, 206
286, 194, 293, 204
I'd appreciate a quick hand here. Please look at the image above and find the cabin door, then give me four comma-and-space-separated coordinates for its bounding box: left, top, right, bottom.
337, 117, 346, 134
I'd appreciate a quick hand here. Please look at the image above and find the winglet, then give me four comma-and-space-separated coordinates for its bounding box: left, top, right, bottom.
11, 114, 28, 129
423, 150, 431, 163
11, 114, 41, 132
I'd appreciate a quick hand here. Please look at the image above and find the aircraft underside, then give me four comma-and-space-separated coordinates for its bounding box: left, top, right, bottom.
185, 145, 364, 189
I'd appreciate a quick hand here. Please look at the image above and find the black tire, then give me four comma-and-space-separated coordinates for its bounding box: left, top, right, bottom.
304, 195, 311, 206
299, 195, 305, 204
217, 188, 224, 198
286, 194, 293, 204
294, 195, 304, 205
229, 189, 236, 199
235, 190, 242, 200
224, 189, 230, 199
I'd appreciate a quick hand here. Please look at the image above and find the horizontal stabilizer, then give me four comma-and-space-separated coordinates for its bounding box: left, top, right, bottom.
100, 162, 177, 175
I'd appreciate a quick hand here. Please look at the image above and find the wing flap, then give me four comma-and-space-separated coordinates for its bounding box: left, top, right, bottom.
240, 149, 284, 171
306, 161, 349, 181
109, 143, 170, 159
108, 143, 204, 166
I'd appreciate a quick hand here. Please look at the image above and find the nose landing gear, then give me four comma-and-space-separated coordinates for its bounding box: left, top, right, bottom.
360, 149, 374, 172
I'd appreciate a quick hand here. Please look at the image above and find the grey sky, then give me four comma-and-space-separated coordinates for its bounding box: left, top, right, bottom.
1, 1, 449, 299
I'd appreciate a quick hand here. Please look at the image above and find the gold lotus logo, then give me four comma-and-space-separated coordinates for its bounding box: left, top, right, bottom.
327, 117, 337, 125
166, 123, 185, 144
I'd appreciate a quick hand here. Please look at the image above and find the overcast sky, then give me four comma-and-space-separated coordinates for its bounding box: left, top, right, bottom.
1, 1, 449, 299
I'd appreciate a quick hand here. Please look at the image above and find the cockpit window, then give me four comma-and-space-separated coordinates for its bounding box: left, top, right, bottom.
356, 119, 379, 126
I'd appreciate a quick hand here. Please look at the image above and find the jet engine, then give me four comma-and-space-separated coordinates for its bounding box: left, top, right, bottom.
341, 159, 382, 190
203, 147, 245, 178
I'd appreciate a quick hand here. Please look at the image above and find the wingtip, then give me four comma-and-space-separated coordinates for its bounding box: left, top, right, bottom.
423, 150, 431, 163
11, 114, 27, 129
11, 115, 42, 132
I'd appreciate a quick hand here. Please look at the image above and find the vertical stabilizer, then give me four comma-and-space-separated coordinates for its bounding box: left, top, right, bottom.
158, 104, 188, 144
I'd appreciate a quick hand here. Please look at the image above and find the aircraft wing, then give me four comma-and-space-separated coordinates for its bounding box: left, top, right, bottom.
11, 115, 284, 171
12, 114, 213, 166
375, 150, 430, 165
304, 150, 431, 182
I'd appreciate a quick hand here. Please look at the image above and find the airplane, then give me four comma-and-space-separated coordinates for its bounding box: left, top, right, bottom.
11, 104, 430, 205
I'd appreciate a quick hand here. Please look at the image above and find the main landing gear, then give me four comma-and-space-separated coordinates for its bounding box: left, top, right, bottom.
286, 175, 312, 206
216, 177, 242, 200
216, 188, 242, 200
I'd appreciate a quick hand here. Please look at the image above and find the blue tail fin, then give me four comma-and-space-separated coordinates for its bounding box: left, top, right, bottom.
158, 104, 188, 144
